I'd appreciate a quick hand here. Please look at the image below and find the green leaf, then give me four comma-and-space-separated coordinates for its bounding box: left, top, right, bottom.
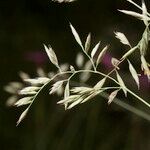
17, 107, 29, 126
114, 32, 131, 47
44, 44, 59, 68
128, 60, 139, 89
50, 80, 64, 94
64, 82, 70, 110
94, 78, 106, 90
142, 0, 148, 25
111, 57, 120, 69
139, 27, 149, 56
108, 90, 119, 105
141, 55, 150, 80
70, 23, 83, 49
96, 45, 109, 67
116, 72, 127, 96
85, 33, 91, 52
14, 97, 32, 107
91, 41, 101, 58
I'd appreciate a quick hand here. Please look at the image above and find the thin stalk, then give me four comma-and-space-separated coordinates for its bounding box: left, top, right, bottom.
101, 92, 150, 121
26, 72, 72, 110
70, 81, 150, 121
73, 70, 119, 84
100, 87, 120, 90
126, 88, 150, 108
81, 47, 97, 71
26, 67, 150, 115
65, 70, 150, 108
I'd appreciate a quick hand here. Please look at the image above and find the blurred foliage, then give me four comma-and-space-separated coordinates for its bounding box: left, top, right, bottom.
0, 0, 150, 150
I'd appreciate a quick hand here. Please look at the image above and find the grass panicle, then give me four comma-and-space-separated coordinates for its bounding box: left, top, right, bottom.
4, 0, 150, 125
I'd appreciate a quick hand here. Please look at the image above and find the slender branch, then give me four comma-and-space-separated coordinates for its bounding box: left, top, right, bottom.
27, 72, 72, 110
69, 81, 150, 121
80, 47, 97, 71
126, 88, 150, 108
101, 92, 150, 121
56, 70, 150, 108
100, 87, 120, 90
75, 70, 150, 108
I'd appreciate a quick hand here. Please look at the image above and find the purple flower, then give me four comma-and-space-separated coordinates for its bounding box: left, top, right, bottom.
24, 51, 48, 66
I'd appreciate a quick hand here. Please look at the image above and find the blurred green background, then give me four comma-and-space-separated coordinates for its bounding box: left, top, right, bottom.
0, 0, 150, 150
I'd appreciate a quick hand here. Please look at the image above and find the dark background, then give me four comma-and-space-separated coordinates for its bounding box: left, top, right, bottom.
0, 0, 150, 150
